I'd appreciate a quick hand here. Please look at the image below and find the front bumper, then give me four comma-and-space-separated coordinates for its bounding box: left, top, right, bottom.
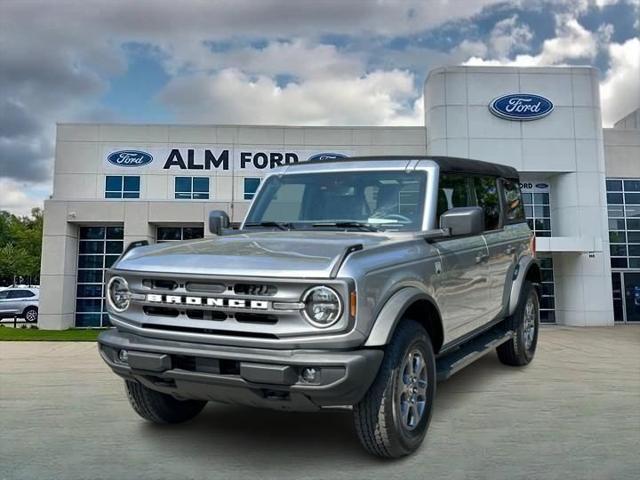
98, 329, 383, 411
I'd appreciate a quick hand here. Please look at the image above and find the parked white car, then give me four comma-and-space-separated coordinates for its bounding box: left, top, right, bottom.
0, 287, 39, 322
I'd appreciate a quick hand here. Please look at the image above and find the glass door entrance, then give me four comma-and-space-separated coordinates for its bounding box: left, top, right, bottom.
623, 272, 640, 322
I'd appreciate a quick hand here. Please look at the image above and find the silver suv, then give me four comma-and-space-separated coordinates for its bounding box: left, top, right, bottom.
98, 156, 540, 458
0, 287, 39, 323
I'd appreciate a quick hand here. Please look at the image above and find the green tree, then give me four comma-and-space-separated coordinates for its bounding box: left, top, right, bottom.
0, 208, 43, 284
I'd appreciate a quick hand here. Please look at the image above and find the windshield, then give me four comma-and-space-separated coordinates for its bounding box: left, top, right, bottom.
245, 170, 427, 231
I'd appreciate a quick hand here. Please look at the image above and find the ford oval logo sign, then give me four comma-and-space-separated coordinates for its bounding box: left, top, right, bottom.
489, 94, 554, 121
107, 150, 153, 167
307, 153, 348, 161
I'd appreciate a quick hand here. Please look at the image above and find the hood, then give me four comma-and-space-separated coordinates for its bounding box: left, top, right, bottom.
113, 231, 397, 278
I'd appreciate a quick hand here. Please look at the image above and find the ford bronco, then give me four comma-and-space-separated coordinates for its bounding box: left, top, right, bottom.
98, 156, 540, 458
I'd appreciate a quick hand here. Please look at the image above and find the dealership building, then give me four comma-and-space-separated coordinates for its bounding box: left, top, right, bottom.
39, 65, 640, 329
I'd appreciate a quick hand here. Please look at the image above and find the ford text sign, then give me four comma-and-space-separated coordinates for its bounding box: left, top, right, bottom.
107, 150, 154, 167
489, 94, 554, 121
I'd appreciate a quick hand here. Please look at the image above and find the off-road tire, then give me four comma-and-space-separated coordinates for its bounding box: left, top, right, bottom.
353, 319, 436, 458
125, 380, 207, 424
497, 280, 539, 366
23, 306, 38, 323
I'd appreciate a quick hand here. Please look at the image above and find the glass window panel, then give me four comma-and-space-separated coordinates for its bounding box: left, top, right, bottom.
123, 176, 140, 192
609, 219, 626, 230
105, 176, 122, 191
75, 313, 102, 327
244, 177, 261, 200
533, 205, 550, 217
79, 241, 104, 254
542, 270, 554, 282
609, 231, 626, 243
76, 299, 102, 312
625, 206, 640, 218
526, 219, 534, 230
535, 231, 551, 237
610, 244, 627, 256
534, 193, 549, 204
606, 179, 622, 191
175, 177, 191, 192
183, 227, 204, 240
77, 269, 103, 283
102, 314, 111, 327
608, 206, 624, 217
157, 227, 181, 241
624, 193, 640, 205
175, 192, 191, 200
105, 191, 122, 199
628, 245, 640, 256
524, 205, 533, 217
628, 219, 640, 230
607, 193, 624, 204
539, 311, 555, 324
104, 255, 120, 268
80, 227, 105, 239
539, 257, 553, 269
628, 232, 640, 243
193, 192, 209, 200
502, 179, 526, 223
613, 300, 624, 322
193, 177, 209, 192
123, 192, 139, 199
522, 193, 532, 204
629, 258, 640, 268
106, 241, 123, 254
534, 219, 551, 230
623, 180, 640, 192
77, 284, 103, 298
540, 297, 555, 309
611, 258, 628, 268
106, 226, 124, 239
541, 283, 555, 296
78, 255, 103, 268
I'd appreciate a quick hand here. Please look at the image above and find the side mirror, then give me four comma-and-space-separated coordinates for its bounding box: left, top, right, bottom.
439, 206, 484, 237
209, 210, 230, 236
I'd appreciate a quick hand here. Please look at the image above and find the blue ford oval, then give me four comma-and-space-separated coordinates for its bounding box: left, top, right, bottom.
107, 150, 154, 167
307, 153, 348, 161
489, 94, 554, 121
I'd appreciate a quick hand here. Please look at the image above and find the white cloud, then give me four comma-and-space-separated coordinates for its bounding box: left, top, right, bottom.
600, 37, 640, 126
0, 179, 48, 217
159, 68, 422, 126
489, 15, 534, 58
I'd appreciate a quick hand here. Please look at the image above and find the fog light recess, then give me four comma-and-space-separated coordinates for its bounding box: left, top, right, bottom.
301, 367, 320, 383
118, 349, 129, 363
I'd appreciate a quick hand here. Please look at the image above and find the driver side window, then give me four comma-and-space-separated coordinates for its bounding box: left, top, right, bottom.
436, 174, 475, 224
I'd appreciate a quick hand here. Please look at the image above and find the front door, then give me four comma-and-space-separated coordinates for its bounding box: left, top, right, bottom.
623, 272, 640, 322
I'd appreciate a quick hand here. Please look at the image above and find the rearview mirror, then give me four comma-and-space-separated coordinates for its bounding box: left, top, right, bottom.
209, 210, 230, 236
439, 207, 484, 237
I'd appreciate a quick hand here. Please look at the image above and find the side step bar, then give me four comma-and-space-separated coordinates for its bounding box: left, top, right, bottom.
436, 325, 514, 381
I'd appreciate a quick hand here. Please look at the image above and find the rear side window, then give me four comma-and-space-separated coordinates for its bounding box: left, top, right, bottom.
502, 179, 526, 223
8, 290, 35, 299
474, 176, 501, 231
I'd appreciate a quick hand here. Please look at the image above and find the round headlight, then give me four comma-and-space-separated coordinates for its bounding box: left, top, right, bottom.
107, 276, 131, 312
302, 286, 342, 328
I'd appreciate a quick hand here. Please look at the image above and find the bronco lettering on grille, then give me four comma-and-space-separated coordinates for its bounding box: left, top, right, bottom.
145, 294, 269, 310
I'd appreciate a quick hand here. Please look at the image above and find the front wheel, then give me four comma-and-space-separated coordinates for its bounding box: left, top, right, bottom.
125, 380, 207, 424
497, 281, 539, 366
353, 319, 436, 458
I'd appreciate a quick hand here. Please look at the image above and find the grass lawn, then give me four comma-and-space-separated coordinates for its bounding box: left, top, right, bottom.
0, 327, 105, 341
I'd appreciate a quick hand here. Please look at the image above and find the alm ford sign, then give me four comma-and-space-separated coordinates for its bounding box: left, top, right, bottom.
107, 150, 154, 167
489, 94, 553, 121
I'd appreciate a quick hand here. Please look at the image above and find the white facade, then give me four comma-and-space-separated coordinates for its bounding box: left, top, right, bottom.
39, 65, 640, 329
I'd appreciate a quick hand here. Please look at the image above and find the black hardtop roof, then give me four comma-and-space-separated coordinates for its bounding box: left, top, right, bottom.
295, 155, 519, 180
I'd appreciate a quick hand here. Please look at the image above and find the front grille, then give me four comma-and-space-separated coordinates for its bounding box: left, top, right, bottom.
140, 323, 279, 339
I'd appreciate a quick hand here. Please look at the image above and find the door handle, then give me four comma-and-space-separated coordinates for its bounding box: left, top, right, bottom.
505, 246, 516, 254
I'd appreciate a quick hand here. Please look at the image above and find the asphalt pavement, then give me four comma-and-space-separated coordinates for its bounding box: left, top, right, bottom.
1, 326, 639, 480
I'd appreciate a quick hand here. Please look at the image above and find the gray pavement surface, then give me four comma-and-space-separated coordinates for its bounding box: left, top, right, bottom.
1, 326, 639, 480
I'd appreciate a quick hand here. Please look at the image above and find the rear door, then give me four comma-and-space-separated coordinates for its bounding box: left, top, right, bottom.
0, 289, 20, 314
432, 174, 492, 339
476, 177, 526, 320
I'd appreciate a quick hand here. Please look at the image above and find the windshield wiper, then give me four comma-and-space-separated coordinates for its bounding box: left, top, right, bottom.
244, 221, 294, 231
311, 221, 379, 232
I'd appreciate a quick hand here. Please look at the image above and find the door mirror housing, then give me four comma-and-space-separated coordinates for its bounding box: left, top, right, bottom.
439, 206, 484, 237
209, 210, 230, 236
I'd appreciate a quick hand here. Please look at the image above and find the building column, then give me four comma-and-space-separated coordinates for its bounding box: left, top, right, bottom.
39, 201, 79, 330
549, 172, 614, 326
124, 202, 154, 247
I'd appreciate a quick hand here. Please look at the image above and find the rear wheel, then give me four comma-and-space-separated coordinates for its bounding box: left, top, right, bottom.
23, 306, 38, 323
125, 380, 207, 424
497, 281, 539, 366
353, 319, 436, 458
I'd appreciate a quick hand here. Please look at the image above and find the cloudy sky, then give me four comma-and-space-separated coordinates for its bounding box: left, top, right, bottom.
1, 0, 638, 215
